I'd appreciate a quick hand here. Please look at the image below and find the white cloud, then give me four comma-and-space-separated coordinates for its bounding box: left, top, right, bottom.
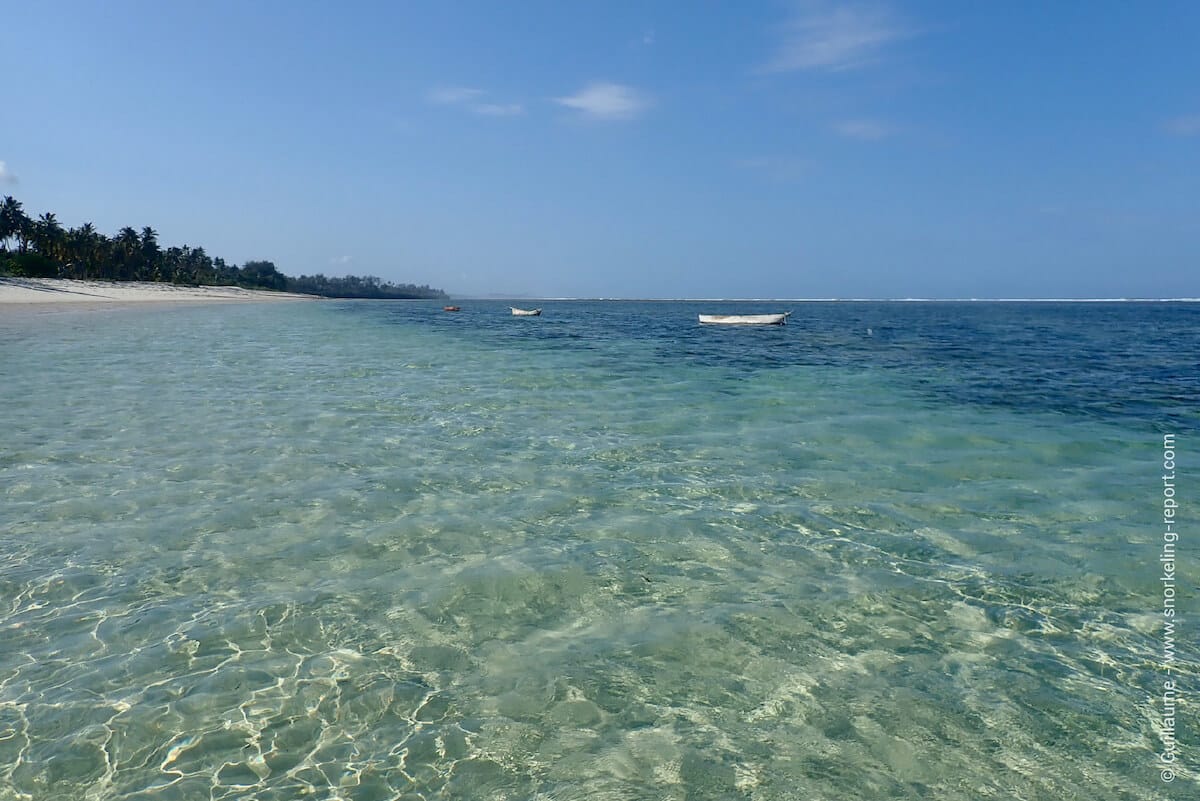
428, 87, 523, 116
1164, 114, 1200, 137
473, 103, 524, 117
555, 82, 651, 120
833, 119, 892, 140
763, 1, 907, 73
428, 86, 484, 105
329, 255, 353, 266
0, 161, 17, 184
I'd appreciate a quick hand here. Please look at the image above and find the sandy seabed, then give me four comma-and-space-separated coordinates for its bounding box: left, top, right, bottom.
0, 277, 317, 307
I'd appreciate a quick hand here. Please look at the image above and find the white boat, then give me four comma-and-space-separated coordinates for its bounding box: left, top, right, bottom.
698, 312, 791, 326
510, 307, 542, 316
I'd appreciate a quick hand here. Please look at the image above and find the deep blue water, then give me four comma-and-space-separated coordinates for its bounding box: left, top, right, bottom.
356, 300, 1200, 430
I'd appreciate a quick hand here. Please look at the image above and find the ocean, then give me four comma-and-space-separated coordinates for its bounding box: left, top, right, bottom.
1, 299, 1196, 799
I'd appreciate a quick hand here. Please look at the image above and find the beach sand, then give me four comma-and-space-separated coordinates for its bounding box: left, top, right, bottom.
0, 277, 318, 306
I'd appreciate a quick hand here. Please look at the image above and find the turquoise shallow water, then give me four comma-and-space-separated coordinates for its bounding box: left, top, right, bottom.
0, 300, 1196, 799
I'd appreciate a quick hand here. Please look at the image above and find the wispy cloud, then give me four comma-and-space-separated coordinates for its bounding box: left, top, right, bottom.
473, 103, 524, 117
762, 1, 908, 73
833, 119, 893, 140
329, 255, 352, 267
0, 161, 17, 184
555, 82, 651, 121
1164, 114, 1200, 137
428, 86, 523, 116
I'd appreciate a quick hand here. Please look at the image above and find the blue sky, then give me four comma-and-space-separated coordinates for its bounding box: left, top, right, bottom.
2, 1, 1198, 298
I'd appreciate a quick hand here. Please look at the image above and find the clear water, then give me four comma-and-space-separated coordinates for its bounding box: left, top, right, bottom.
1, 300, 1196, 799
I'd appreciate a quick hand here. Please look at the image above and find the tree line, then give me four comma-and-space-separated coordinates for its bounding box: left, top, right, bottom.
0, 196, 446, 299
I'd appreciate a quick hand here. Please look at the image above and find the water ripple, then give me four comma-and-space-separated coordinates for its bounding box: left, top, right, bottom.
0, 301, 1194, 798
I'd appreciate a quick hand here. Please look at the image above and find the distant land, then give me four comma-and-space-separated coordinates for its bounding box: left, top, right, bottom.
0, 195, 446, 300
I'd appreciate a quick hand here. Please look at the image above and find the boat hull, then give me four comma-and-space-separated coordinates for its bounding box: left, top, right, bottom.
511, 308, 542, 316
698, 312, 790, 325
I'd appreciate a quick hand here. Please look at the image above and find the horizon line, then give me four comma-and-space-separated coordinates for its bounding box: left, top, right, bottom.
448, 296, 1200, 303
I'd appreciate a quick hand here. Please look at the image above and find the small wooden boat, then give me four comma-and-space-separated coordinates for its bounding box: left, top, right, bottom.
510, 307, 542, 316
699, 312, 791, 326
443, 305, 461, 312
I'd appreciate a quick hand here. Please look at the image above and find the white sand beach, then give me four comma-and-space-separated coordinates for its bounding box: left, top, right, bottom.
0, 277, 317, 306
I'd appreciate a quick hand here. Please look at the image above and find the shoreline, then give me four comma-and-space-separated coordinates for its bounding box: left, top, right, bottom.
0, 277, 318, 306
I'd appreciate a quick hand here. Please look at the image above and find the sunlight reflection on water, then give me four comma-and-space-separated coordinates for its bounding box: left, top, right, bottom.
0, 300, 1195, 798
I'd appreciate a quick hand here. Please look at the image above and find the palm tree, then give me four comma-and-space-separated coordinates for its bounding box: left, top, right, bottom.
66, 223, 102, 278
33, 213, 66, 267
140, 226, 160, 280
189, 245, 214, 285
0, 196, 29, 252
114, 226, 140, 280
161, 245, 183, 283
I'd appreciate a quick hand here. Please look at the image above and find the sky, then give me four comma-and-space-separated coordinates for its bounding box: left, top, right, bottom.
2, 1, 1198, 299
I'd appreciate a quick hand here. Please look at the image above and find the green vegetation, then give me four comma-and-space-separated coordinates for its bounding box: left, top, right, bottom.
0, 196, 446, 299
